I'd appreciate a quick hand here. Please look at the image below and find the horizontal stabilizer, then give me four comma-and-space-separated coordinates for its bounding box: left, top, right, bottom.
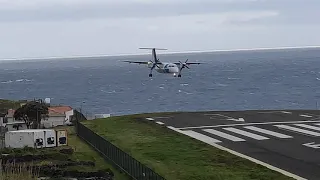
139, 47, 168, 50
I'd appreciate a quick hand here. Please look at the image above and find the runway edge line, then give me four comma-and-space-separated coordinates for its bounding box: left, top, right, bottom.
166, 126, 307, 180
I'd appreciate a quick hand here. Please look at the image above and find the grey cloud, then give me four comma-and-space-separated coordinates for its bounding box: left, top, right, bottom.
0, 0, 318, 26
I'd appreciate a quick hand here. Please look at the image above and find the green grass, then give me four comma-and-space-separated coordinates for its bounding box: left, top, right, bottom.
0, 99, 21, 113
55, 126, 129, 180
82, 114, 295, 180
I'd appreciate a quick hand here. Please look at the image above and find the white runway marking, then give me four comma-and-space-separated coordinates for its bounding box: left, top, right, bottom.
223, 127, 269, 140
166, 126, 307, 180
244, 126, 293, 138
275, 125, 320, 137
156, 121, 164, 125
294, 124, 320, 131
178, 120, 320, 130
203, 129, 245, 142
204, 114, 244, 122
281, 111, 292, 114
167, 126, 221, 143
257, 111, 292, 114
300, 114, 313, 118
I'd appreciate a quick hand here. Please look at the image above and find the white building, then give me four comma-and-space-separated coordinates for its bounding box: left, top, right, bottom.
42, 106, 73, 128
64, 109, 74, 125
3, 106, 74, 128
0, 113, 6, 127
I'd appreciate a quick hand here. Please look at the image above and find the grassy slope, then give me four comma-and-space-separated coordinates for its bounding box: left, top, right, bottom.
82, 114, 294, 180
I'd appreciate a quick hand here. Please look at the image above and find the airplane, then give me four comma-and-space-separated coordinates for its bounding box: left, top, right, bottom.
123, 47, 202, 77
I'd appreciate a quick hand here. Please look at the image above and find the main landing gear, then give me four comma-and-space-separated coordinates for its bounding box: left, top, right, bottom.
178, 74, 181, 77
149, 73, 152, 77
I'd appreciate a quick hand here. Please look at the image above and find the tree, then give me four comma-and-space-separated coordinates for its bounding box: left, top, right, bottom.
13, 100, 49, 129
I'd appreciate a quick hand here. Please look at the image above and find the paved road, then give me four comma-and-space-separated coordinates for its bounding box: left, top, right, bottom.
146, 110, 320, 180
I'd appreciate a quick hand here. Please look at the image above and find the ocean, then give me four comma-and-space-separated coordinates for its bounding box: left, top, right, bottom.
1, 48, 320, 116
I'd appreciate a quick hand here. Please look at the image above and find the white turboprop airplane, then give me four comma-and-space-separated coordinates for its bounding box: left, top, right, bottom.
124, 48, 202, 77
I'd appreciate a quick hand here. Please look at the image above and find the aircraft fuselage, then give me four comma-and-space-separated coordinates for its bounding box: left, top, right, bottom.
148, 62, 180, 75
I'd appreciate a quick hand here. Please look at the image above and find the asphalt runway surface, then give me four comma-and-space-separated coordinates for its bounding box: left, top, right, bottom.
146, 110, 320, 180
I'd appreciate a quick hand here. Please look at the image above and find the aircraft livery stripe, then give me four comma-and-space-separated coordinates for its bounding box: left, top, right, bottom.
203, 129, 245, 142
244, 126, 292, 138
223, 127, 269, 140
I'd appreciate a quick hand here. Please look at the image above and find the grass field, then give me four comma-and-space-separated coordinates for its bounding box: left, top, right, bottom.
82, 113, 294, 180
55, 126, 129, 180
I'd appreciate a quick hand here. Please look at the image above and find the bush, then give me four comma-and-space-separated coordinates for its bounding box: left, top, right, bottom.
59, 147, 74, 155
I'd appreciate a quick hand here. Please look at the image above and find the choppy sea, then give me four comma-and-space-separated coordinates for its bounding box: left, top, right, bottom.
1, 48, 320, 116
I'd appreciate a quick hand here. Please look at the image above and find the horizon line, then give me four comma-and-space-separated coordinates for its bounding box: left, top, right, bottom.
1, 45, 320, 61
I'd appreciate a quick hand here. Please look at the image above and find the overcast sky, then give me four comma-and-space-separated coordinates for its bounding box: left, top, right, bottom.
0, 0, 319, 60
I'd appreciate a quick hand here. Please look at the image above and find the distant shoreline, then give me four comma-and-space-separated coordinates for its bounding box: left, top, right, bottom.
1, 45, 320, 62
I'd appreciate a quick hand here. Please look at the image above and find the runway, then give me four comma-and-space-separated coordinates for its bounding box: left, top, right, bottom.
146, 110, 320, 180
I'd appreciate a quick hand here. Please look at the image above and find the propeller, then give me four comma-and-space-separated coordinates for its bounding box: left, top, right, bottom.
149, 60, 161, 69
179, 59, 190, 70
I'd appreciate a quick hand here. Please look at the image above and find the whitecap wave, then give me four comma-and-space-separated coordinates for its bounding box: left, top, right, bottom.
1, 80, 13, 84
227, 77, 240, 80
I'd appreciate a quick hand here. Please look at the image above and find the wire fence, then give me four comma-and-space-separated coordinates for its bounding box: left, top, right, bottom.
75, 121, 166, 180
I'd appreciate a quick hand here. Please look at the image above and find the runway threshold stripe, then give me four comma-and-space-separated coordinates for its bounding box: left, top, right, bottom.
167, 126, 222, 143
294, 124, 320, 131
223, 127, 269, 140
203, 129, 245, 142
274, 125, 320, 136
244, 126, 292, 138
182, 130, 222, 144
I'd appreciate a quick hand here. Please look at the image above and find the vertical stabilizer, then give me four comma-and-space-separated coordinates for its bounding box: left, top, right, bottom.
139, 47, 167, 64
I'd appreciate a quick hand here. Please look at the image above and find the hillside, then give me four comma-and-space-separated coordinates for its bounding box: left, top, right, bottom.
0, 99, 22, 114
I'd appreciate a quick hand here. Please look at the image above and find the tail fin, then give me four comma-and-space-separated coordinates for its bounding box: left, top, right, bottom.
139, 47, 167, 63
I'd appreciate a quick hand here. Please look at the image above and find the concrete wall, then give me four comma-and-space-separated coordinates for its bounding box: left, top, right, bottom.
6, 123, 28, 131
42, 116, 65, 128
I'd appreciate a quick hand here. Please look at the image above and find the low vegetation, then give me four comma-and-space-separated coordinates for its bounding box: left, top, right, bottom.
82, 113, 294, 180
0, 99, 21, 114
0, 99, 128, 179
0, 126, 129, 180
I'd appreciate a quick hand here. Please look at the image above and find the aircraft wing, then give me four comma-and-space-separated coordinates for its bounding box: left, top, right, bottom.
173, 62, 202, 65
123, 60, 149, 64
